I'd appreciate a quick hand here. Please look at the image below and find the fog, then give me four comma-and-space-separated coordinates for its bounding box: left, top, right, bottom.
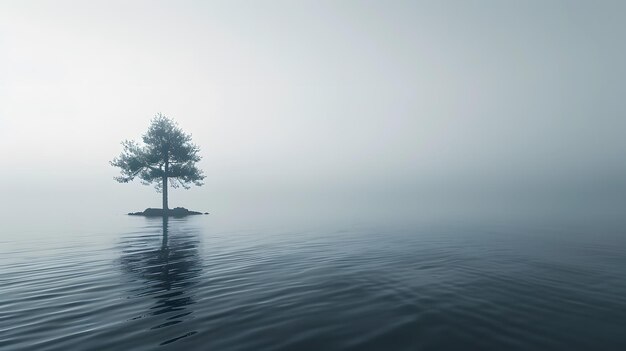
1, 1, 625, 223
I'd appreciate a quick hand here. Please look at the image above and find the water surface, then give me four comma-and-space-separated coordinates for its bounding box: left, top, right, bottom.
2, 213, 625, 350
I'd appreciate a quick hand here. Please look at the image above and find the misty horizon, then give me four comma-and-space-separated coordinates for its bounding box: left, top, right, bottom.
2, 1, 626, 224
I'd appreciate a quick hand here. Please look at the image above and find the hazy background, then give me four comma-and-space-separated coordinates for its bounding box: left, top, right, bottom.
1, 0, 625, 224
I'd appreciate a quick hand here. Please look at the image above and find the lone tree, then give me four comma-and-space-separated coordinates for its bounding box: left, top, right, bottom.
111, 114, 205, 211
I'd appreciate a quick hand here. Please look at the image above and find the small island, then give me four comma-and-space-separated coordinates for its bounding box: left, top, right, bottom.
128, 207, 208, 217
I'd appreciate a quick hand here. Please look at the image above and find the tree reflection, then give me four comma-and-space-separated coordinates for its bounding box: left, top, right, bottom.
119, 216, 202, 320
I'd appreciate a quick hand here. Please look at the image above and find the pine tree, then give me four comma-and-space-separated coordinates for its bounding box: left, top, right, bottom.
110, 113, 205, 210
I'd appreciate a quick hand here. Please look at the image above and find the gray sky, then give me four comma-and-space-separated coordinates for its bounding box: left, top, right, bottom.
1, 1, 625, 219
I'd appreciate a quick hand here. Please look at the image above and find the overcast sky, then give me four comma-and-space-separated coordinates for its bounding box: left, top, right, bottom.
1, 1, 625, 219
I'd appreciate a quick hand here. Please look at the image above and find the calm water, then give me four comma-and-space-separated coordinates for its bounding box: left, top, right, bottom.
2, 212, 626, 350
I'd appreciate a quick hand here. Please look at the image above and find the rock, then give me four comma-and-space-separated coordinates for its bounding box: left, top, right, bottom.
128, 207, 207, 217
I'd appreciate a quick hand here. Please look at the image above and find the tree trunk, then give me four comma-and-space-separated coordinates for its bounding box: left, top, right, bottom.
163, 152, 169, 214
162, 175, 168, 212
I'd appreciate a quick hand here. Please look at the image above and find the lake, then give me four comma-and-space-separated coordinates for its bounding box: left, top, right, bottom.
2, 212, 626, 350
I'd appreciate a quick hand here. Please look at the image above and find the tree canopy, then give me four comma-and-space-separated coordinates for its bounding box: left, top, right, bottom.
111, 114, 205, 209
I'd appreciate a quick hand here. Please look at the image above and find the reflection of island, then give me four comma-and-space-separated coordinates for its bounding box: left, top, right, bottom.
119, 217, 202, 331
